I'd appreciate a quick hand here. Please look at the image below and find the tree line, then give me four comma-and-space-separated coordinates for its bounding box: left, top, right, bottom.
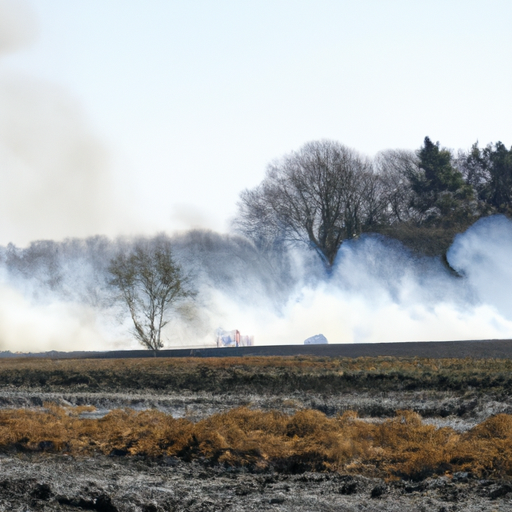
6, 137, 509, 351
234, 137, 512, 268
2, 231, 292, 353
108, 136, 512, 350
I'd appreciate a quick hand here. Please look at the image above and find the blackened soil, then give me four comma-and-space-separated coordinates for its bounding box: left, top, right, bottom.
2, 355, 512, 510
1, 454, 512, 511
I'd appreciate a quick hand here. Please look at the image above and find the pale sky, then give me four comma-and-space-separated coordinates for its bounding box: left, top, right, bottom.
1, 0, 511, 245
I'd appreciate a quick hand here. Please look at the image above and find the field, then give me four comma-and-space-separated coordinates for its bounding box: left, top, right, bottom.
1, 354, 512, 511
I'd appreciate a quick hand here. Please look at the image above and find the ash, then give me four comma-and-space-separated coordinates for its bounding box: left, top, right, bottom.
1, 454, 512, 511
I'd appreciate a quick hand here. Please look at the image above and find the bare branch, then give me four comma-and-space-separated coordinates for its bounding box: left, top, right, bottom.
108, 236, 195, 351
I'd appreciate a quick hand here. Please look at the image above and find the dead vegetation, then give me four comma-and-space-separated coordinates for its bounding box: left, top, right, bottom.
1, 404, 512, 481
1, 356, 512, 394
2, 356, 512, 485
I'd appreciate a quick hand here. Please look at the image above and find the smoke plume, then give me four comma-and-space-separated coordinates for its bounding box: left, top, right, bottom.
0, 216, 511, 352
0, 0, 35, 56
0, 1, 511, 352
0, 0, 126, 247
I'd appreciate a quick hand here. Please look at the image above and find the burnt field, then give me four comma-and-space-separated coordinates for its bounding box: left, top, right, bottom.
1, 351, 512, 510
3, 348, 512, 396
8, 338, 512, 360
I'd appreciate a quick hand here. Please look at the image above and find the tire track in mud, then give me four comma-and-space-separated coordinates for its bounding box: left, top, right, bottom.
1, 389, 512, 431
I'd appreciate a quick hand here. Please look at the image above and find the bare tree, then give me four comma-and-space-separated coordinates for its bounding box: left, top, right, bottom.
374, 149, 419, 223
235, 140, 382, 268
108, 236, 194, 351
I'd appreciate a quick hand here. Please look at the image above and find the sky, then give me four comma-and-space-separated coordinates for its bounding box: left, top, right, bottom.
1, 0, 511, 246
1, 0, 512, 350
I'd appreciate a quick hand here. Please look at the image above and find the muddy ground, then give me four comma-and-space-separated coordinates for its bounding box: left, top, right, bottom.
1, 388, 512, 510
1, 388, 512, 428
2, 453, 512, 512
1, 355, 512, 510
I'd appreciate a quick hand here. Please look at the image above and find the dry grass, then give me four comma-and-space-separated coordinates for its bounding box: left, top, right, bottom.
1, 405, 512, 481
1, 354, 510, 371
1, 356, 512, 394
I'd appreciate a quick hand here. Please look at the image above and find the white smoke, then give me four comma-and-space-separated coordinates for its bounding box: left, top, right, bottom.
448, 215, 512, 320
197, 218, 512, 347
1, 217, 512, 352
0, 0, 130, 247
0, 1, 511, 352
0, 0, 36, 56
0, 282, 109, 352
0, 0, 136, 352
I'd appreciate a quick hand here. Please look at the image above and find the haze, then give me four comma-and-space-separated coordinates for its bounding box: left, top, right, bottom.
0, 1, 512, 352
1, 0, 511, 245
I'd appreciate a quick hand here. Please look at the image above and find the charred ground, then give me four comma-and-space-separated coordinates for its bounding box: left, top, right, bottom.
2, 353, 512, 395
1, 353, 512, 510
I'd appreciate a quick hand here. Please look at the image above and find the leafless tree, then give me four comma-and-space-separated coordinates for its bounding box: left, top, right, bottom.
235, 140, 383, 268
108, 236, 194, 351
374, 149, 419, 223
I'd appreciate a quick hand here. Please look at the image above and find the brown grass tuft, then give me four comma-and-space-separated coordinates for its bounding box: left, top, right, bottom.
1, 405, 512, 480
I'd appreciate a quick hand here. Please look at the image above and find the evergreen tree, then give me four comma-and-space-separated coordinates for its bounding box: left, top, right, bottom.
457, 141, 512, 215
486, 142, 512, 214
409, 137, 474, 223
